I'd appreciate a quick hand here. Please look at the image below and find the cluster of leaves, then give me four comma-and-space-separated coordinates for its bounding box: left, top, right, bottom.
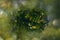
14, 7, 48, 31
10, 7, 48, 40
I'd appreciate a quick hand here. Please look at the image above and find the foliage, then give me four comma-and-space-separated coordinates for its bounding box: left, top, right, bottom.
15, 7, 47, 31
12, 6, 48, 40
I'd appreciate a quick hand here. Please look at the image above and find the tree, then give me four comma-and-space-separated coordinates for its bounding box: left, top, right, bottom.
12, 7, 48, 40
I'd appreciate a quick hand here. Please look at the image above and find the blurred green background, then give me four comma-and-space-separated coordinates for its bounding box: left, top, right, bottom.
0, 0, 60, 40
